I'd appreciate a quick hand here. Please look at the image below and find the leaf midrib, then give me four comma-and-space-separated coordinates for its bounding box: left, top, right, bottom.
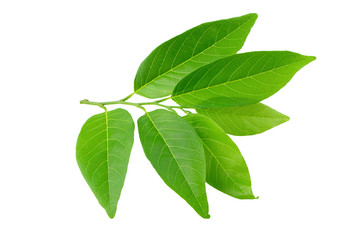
145, 112, 207, 215
104, 110, 112, 211
135, 15, 256, 95
172, 58, 311, 99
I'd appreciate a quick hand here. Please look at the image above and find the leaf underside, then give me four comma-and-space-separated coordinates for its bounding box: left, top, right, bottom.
184, 114, 255, 199
137, 109, 210, 218
196, 103, 290, 136
172, 51, 316, 108
134, 13, 258, 98
76, 108, 135, 218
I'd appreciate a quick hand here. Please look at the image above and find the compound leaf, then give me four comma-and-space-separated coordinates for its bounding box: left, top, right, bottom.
172, 51, 316, 108
76, 108, 135, 218
196, 103, 289, 136
137, 109, 209, 218
184, 114, 255, 199
134, 13, 258, 98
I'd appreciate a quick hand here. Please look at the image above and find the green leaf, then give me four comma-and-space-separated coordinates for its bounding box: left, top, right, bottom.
196, 103, 290, 136
184, 114, 255, 199
76, 108, 135, 218
134, 13, 258, 98
172, 51, 316, 108
137, 109, 209, 218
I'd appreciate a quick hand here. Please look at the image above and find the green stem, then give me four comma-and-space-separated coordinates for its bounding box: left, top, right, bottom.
80, 99, 146, 111
168, 106, 192, 114
120, 92, 135, 102
154, 96, 171, 103
80, 95, 191, 114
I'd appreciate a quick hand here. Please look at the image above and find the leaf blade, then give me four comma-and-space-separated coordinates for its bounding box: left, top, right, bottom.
137, 109, 209, 218
76, 108, 135, 218
196, 103, 289, 136
134, 13, 258, 98
172, 51, 316, 108
184, 114, 255, 199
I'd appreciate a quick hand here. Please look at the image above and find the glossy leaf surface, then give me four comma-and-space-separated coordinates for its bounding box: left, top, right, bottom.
196, 103, 289, 136
172, 51, 316, 108
76, 108, 135, 218
184, 114, 255, 199
137, 109, 209, 218
134, 13, 258, 98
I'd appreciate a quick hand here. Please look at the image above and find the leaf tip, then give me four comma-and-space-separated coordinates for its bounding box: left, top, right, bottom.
202, 213, 211, 219
106, 208, 117, 219
249, 13, 258, 19
296, 54, 316, 68
284, 115, 290, 122
308, 55, 316, 62
301, 55, 316, 64
244, 13, 258, 24
242, 194, 259, 200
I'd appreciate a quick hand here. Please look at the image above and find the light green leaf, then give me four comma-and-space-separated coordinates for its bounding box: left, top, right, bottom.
76, 108, 134, 218
137, 109, 209, 218
172, 51, 316, 108
134, 13, 258, 98
184, 114, 255, 199
196, 103, 290, 136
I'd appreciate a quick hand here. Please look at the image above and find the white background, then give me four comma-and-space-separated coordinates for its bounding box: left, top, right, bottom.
1, 0, 359, 239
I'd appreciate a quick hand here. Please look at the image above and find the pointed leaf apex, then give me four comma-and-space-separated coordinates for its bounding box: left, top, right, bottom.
309, 56, 316, 61
284, 115, 290, 122
249, 13, 258, 19
106, 208, 116, 219
202, 213, 211, 219
301, 55, 316, 63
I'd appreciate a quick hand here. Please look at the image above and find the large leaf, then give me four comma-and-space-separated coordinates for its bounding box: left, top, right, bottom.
137, 109, 209, 218
196, 103, 289, 136
172, 51, 316, 108
184, 114, 255, 199
134, 13, 258, 98
76, 108, 135, 218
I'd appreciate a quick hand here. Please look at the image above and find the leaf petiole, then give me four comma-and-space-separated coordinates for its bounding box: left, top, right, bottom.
120, 92, 135, 102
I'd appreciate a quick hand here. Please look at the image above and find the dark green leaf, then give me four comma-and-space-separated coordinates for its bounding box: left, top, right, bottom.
137, 109, 209, 218
184, 114, 255, 199
172, 51, 316, 108
134, 13, 258, 98
196, 103, 289, 136
76, 108, 135, 218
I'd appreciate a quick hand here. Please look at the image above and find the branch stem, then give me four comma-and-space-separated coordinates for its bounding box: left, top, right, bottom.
80, 95, 191, 114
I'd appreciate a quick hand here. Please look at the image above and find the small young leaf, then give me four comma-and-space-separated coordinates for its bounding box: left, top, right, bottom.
134, 13, 258, 98
76, 108, 135, 218
196, 103, 289, 136
172, 51, 316, 108
184, 114, 255, 199
137, 109, 209, 218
